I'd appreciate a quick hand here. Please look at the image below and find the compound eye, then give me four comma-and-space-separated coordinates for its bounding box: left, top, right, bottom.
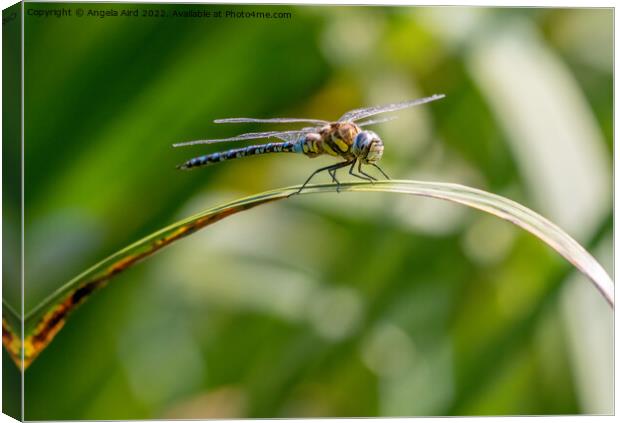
354, 132, 365, 146
354, 131, 376, 148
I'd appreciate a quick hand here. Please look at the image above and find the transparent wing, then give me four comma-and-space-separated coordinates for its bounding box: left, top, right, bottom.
173, 129, 314, 147
215, 117, 329, 125
357, 115, 399, 127
338, 94, 445, 122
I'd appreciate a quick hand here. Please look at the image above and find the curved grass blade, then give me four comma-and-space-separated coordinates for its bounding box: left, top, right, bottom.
3, 180, 613, 369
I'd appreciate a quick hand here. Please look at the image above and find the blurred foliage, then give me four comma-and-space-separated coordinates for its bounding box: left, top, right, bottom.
2, 3, 612, 419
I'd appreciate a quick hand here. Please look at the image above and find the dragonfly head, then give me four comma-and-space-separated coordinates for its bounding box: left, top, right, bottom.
352, 130, 384, 164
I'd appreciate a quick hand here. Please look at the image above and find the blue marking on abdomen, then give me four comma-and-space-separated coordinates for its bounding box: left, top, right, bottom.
293, 138, 304, 153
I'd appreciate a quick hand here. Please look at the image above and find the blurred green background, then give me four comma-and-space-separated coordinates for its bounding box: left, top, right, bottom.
3, 2, 613, 419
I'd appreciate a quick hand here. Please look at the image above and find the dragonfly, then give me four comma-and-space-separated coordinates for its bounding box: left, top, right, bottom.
174, 94, 445, 194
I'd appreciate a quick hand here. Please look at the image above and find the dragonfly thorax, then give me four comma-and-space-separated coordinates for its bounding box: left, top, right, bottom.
352, 130, 384, 164
297, 122, 362, 159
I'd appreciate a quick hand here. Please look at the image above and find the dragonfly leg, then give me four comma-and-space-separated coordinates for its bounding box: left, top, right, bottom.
371, 163, 390, 180
327, 168, 338, 184
290, 161, 352, 196
329, 168, 343, 192
356, 161, 377, 183
348, 160, 374, 183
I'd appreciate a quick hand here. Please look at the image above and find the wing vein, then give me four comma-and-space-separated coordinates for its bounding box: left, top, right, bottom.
173, 129, 314, 147
339, 94, 445, 122
215, 117, 329, 125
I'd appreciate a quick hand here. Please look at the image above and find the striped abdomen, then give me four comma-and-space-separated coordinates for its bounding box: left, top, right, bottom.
178, 141, 298, 170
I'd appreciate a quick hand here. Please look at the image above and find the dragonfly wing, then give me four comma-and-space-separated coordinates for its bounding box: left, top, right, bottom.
357, 115, 399, 127
215, 117, 329, 125
173, 129, 314, 147
338, 94, 445, 122
273, 132, 301, 142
